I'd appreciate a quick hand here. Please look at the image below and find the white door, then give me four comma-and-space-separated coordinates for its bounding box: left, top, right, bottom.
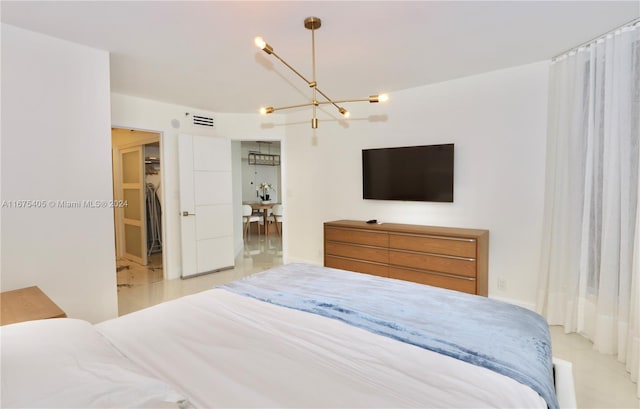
119, 146, 147, 266
178, 134, 234, 278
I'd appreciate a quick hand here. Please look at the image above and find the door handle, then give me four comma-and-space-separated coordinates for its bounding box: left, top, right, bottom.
182, 211, 196, 217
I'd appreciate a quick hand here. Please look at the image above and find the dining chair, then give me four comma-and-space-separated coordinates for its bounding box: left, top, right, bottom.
267, 204, 284, 236
242, 205, 261, 238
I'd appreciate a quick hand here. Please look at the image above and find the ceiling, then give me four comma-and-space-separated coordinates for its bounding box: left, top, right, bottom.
2, 1, 638, 114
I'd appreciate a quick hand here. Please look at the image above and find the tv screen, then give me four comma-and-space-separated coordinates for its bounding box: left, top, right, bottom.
362, 144, 454, 202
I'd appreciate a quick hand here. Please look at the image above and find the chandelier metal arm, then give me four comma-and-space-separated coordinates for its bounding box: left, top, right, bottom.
270, 102, 317, 112
313, 86, 343, 112
269, 96, 381, 112
311, 23, 319, 125
263, 50, 346, 113
270, 51, 314, 87
269, 50, 345, 113
318, 98, 370, 105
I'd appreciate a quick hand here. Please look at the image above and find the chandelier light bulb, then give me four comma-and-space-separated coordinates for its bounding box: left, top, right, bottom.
339, 107, 350, 118
254, 37, 266, 49
254, 37, 273, 54
369, 94, 390, 103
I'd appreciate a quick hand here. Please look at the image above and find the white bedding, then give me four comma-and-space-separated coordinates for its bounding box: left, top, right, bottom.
96, 288, 548, 408
0, 318, 189, 408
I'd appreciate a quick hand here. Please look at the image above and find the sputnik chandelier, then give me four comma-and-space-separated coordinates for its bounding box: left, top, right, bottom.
255, 16, 388, 129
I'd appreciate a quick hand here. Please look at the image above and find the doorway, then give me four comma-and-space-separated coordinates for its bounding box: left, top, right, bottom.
111, 128, 164, 291
240, 141, 282, 260
242, 141, 282, 204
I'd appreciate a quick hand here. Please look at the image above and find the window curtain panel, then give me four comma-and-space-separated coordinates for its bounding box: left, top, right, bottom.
537, 21, 640, 397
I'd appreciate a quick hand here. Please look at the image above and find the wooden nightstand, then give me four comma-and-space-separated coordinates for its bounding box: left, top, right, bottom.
0, 286, 67, 326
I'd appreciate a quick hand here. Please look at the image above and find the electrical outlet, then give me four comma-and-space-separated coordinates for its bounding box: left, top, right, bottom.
497, 277, 507, 291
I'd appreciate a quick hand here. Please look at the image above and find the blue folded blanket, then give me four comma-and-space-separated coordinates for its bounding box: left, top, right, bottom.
220, 263, 558, 409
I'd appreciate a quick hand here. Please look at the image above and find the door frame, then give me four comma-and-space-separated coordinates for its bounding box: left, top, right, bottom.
111, 128, 165, 274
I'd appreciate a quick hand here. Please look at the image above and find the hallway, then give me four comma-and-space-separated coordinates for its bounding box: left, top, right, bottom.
116, 233, 282, 316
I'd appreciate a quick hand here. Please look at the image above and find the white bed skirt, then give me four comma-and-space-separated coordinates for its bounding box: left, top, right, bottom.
553, 357, 577, 408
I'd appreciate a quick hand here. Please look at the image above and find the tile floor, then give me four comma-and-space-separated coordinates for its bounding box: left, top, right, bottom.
116, 232, 283, 316
116, 235, 639, 408
550, 326, 639, 408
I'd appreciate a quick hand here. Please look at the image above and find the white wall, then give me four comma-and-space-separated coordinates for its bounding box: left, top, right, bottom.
282, 61, 550, 308
111, 95, 285, 279
1, 24, 118, 323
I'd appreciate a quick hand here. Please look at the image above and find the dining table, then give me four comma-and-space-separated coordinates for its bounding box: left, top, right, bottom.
245, 202, 277, 236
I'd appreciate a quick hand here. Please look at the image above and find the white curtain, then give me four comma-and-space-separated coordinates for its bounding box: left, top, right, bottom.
537, 21, 640, 397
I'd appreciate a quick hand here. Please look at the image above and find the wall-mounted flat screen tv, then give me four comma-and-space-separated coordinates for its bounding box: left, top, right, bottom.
362, 143, 454, 202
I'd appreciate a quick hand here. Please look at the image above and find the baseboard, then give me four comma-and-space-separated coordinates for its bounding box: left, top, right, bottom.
283, 257, 320, 266
489, 295, 536, 311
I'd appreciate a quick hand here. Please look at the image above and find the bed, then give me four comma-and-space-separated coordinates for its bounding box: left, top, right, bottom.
1, 263, 565, 408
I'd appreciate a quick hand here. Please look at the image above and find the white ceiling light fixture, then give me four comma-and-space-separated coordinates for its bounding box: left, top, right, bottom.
255, 16, 389, 129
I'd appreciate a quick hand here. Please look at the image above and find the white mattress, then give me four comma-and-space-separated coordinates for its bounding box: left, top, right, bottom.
96, 288, 547, 408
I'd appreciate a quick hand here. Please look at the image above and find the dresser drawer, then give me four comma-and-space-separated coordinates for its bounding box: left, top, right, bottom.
389, 250, 476, 278
325, 242, 388, 264
325, 227, 388, 247
388, 267, 477, 294
389, 233, 476, 258
325, 256, 389, 278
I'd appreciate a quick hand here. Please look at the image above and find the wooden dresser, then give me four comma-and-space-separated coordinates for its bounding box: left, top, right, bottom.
324, 220, 489, 296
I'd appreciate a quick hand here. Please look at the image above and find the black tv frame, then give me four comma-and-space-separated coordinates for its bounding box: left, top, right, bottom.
362, 143, 454, 203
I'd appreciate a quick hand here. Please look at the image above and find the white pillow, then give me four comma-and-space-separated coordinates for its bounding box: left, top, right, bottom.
1, 318, 192, 408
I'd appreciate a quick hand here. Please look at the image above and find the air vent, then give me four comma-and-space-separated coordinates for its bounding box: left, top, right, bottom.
192, 115, 214, 128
